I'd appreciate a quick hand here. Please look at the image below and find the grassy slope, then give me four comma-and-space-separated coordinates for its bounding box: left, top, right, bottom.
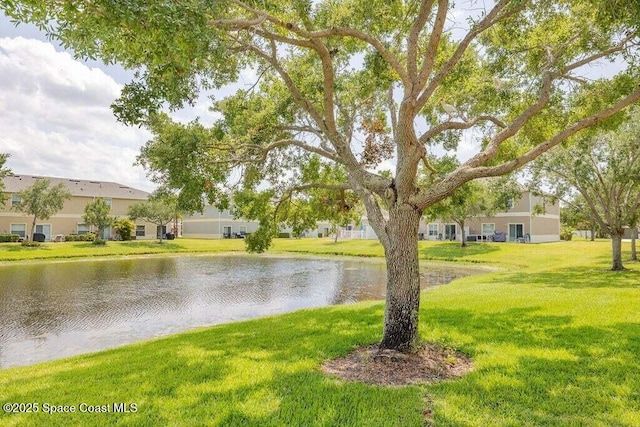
1, 239, 639, 426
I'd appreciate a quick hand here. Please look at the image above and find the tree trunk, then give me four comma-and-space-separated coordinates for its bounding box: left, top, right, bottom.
611, 233, 625, 271
459, 220, 467, 248
631, 225, 637, 261
379, 205, 422, 353
31, 215, 37, 241
590, 222, 596, 241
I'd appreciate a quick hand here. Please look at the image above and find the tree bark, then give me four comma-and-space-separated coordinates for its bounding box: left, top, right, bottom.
611, 233, 625, 271
458, 219, 467, 248
631, 225, 637, 261
590, 222, 596, 241
379, 204, 422, 353
31, 215, 37, 241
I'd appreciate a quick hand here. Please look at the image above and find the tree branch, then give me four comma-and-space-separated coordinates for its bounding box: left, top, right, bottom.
243, 138, 343, 163
387, 83, 399, 142
462, 70, 556, 168
415, 0, 528, 111
418, 114, 507, 145
413, 0, 448, 91
561, 32, 637, 75
406, 0, 436, 81
308, 27, 410, 86
464, 87, 640, 179
411, 86, 640, 210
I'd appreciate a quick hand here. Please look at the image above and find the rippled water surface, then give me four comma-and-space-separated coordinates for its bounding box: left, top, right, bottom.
0, 255, 474, 368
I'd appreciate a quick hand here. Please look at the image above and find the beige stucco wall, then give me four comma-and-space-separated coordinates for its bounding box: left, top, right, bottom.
1, 194, 157, 240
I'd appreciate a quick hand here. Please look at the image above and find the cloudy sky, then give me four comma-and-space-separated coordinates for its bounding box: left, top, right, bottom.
0, 14, 169, 192
0, 12, 275, 193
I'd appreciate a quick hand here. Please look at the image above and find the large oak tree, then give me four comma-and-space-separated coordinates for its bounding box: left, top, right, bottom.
4, 0, 640, 351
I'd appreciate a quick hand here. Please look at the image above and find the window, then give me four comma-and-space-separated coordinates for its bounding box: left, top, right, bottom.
104, 198, 112, 208
428, 224, 438, 236
11, 194, 21, 207
10, 224, 26, 238
136, 225, 145, 237
77, 224, 90, 235
481, 223, 495, 236
507, 198, 515, 209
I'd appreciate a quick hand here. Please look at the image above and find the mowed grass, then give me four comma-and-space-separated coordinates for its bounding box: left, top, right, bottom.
1, 239, 639, 426
0, 238, 246, 262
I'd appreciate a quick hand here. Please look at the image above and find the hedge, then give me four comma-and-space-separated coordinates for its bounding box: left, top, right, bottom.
65, 233, 96, 242
0, 234, 20, 243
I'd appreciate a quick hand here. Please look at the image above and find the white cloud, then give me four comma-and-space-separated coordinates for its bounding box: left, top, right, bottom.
0, 37, 155, 192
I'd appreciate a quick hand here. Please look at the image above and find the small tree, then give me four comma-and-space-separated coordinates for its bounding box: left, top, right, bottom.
113, 218, 135, 241
532, 116, 640, 271
128, 199, 175, 244
0, 153, 11, 205
560, 196, 599, 241
14, 178, 71, 240
83, 198, 115, 242
423, 157, 520, 247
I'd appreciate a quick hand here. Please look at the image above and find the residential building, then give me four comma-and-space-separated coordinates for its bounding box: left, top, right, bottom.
1, 174, 157, 241
182, 206, 333, 239
181, 190, 560, 242
421, 191, 560, 243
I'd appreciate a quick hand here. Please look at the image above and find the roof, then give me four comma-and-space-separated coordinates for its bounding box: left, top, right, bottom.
2, 174, 149, 200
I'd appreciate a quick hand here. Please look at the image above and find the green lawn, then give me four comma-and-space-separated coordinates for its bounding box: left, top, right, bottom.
0, 238, 246, 262
1, 239, 638, 426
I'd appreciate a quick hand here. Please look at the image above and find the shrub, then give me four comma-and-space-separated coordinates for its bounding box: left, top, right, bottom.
560, 225, 574, 241
278, 232, 291, 238
65, 233, 95, 242
113, 218, 135, 241
21, 241, 41, 247
0, 234, 20, 243
92, 238, 107, 246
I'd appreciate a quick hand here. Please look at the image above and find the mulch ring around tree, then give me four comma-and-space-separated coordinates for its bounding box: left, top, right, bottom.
322, 343, 473, 387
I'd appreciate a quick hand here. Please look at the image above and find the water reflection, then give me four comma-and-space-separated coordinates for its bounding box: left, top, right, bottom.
0, 255, 473, 368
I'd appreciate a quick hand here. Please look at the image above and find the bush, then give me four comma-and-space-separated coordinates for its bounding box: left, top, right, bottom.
278, 232, 291, 238
560, 225, 574, 241
113, 218, 135, 241
0, 234, 20, 243
65, 233, 95, 242
21, 241, 41, 247
92, 238, 107, 246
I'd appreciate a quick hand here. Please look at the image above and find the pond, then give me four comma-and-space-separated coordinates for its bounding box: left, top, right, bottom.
0, 255, 478, 368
